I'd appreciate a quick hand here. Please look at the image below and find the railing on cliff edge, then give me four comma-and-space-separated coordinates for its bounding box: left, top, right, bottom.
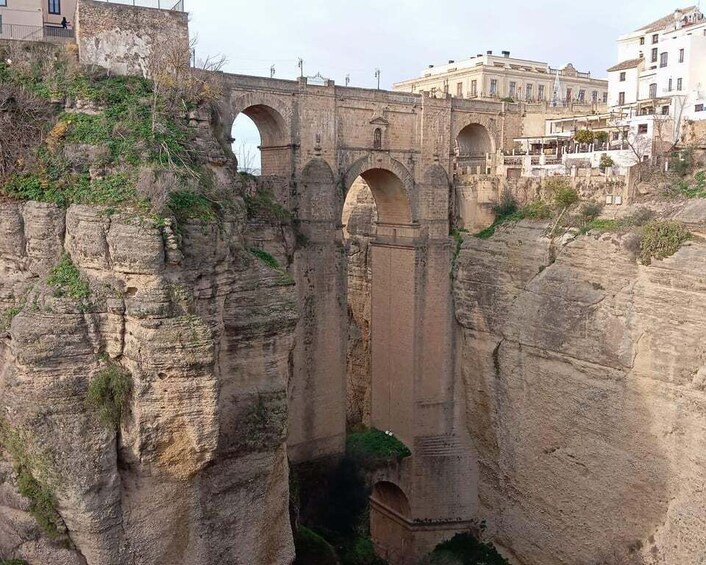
99, 0, 185, 11
0, 23, 75, 42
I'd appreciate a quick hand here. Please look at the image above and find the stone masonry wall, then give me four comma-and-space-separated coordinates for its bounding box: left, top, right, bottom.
76, 0, 189, 76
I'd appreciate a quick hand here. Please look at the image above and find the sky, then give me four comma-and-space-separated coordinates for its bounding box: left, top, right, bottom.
188, 0, 692, 171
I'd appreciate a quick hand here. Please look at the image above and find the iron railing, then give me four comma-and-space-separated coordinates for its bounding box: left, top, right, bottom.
0, 23, 75, 42
100, 0, 185, 11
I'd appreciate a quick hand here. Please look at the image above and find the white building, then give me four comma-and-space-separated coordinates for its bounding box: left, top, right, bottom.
607, 6, 706, 152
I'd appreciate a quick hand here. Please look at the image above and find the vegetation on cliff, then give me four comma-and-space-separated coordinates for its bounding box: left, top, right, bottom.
85, 363, 133, 428
421, 533, 508, 565
0, 421, 63, 538
346, 427, 411, 469
0, 42, 221, 224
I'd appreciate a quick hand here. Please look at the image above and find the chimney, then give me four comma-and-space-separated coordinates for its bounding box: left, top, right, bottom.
448, 60, 455, 64
428, 64, 434, 68
487, 50, 493, 55
502, 50, 511, 58
476, 53, 482, 57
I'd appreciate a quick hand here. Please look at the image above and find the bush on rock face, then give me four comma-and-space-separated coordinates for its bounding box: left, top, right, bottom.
85, 364, 132, 428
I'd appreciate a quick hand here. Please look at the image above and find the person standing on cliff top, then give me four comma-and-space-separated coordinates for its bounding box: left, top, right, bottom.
61, 17, 68, 29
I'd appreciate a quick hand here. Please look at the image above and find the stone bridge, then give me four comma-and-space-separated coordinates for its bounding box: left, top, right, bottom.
214, 73, 523, 562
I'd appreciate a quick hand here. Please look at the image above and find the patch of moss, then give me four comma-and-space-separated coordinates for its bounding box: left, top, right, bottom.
47, 254, 90, 301
250, 248, 281, 270
294, 526, 340, 565
0, 306, 22, 331
346, 427, 411, 469
425, 533, 508, 565
85, 364, 132, 428
168, 190, 218, 223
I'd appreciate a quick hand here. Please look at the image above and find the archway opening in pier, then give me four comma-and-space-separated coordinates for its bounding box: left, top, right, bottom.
370, 481, 412, 563
341, 167, 413, 436
456, 123, 493, 157
231, 113, 261, 175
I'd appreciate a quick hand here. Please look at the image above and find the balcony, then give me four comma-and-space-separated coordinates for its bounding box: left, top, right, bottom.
0, 23, 75, 43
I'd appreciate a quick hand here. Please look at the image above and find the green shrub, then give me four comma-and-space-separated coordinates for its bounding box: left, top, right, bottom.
548, 180, 579, 210
346, 427, 411, 469
47, 254, 90, 301
294, 526, 340, 565
584, 218, 621, 232
244, 188, 291, 223
338, 536, 387, 565
639, 220, 690, 265
599, 154, 615, 170
670, 149, 694, 177
579, 201, 603, 222
520, 199, 553, 220
168, 190, 217, 223
425, 533, 508, 565
250, 248, 281, 270
16, 467, 61, 538
491, 191, 518, 218
0, 559, 29, 565
574, 130, 594, 144
672, 170, 706, 198
85, 364, 132, 428
1, 306, 22, 331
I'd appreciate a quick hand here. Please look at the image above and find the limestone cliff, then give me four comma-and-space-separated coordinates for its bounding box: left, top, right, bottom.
453, 217, 706, 564
0, 51, 298, 564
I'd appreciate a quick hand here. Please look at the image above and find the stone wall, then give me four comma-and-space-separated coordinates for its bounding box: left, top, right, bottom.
75, 0, 189, 76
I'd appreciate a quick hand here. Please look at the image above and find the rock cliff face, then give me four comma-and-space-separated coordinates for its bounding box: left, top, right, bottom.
453, 220, 706, 564
0, 201, 297, 564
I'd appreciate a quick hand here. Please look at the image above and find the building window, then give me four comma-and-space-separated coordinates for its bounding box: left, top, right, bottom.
566, 87, 573, 101
603, 92, 608, 103
470, 80, 477, 97
618, 92, 626, 105
651, 48, 658, 63
661, 105, 670, 115
640, 37, 645, 45
696, 104, 704, 112
578, 89, 586, 102
679, 48, 685, 63
652, 34, 659, 44
668, 78, 673, 91
677, 78, 683, 90
526, 84, 533, 101
638, 124, 648, 134
443, 82, 449, 95
48, 0, 61, 14
509, 81, 516, 98
490, 79, 498, 95
373, 128, 382, 150
660, 52, 668, 67
592, 90, 598, 102
0, 1, 6, 7
430, 87, 437, 97
456, 82, 463, 97
619, 72, 626, 82
649, 83, 657, 98
538, 84, 545, 100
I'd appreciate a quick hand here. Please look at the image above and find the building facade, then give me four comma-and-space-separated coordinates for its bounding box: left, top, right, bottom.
0, 0, 76, 38
607, 7, 706, 142
394, 51, 608, 106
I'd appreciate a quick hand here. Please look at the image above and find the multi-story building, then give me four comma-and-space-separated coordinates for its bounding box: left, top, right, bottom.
607, 6, 706, 150
393, 51, 609, 106
0, 0, 76, 39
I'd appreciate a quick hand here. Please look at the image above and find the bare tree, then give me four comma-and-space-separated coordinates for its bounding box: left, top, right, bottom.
234, 142, 260, 175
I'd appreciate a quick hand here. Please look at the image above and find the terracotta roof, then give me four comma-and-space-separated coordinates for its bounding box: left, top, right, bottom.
635, 6, 697, 33
607, 58, 644, 72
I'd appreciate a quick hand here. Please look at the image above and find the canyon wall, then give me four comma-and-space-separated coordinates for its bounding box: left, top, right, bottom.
453, 217, 706, 564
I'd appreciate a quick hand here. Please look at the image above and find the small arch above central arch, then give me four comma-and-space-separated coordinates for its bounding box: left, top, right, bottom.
456, 123, 493, 156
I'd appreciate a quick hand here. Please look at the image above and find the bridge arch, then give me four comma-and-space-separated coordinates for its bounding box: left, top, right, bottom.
227, 92, 294, 178
343, 155, 415, 225
370, 481, 413, 563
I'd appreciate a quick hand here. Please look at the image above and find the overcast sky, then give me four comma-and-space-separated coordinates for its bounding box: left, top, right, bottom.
188, 0, 687, 170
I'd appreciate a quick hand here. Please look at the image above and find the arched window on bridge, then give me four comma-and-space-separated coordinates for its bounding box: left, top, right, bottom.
373, 128, 383, 150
